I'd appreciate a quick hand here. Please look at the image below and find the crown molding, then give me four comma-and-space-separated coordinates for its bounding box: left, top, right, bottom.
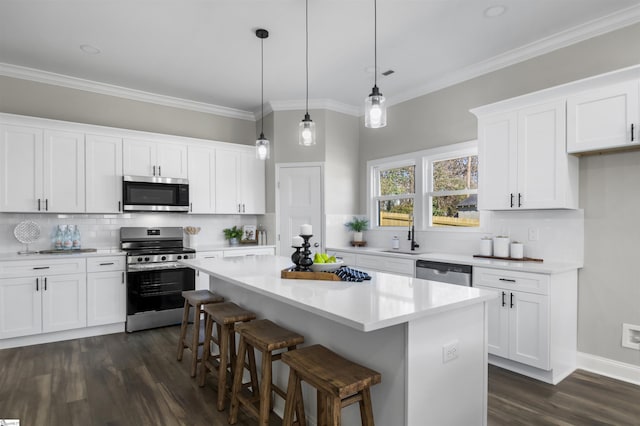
387, 4, 640, 108
267, 99, 360, 117
0, 63, 256, 121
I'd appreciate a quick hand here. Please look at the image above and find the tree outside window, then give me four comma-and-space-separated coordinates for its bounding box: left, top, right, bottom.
429, 155, 479, 227
375, 164, 415, 227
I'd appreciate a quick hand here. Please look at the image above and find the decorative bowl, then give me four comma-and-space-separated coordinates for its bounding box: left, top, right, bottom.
309, 260, 344, 272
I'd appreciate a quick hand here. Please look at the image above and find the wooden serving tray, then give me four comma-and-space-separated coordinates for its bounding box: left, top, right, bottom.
473, 254, 543, 262
281, 268, 342, 281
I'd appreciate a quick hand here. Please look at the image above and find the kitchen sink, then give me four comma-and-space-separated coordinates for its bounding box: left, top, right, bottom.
380, 250, 424, 255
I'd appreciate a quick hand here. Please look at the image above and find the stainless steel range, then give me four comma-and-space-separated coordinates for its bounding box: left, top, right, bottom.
121, 227, 196, 332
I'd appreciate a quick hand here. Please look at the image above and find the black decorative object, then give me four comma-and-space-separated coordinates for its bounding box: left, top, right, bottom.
291, 246, 303, 270
297, 234, 314, 271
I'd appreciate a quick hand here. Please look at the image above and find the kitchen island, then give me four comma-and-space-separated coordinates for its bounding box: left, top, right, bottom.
180, 255, 496, 426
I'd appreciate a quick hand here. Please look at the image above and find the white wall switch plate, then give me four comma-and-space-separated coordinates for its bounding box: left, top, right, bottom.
528, 227, 539, 241
443, 340, 459, 363
622, 323, 640, 350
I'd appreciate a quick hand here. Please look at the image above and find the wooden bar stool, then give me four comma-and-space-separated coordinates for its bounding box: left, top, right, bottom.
176, 289, 224, 377
281, 344, 382, 426
198, 302, 257, 411
228, 319, 305, 426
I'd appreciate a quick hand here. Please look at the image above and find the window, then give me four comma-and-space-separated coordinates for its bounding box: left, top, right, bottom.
427, 151, 479, 227
368, 141, 480, 231
373, 163, 415, 228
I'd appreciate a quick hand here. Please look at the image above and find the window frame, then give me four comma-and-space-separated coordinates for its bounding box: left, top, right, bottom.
367, 140, 487, 232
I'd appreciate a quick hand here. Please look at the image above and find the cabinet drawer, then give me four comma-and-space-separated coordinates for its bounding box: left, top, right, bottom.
356, 254, 414, 276
473, 267, 549, 295
223, 247, 274, 257
87, 256, 126, 272
197, 251, 223, 260
0, 257, 87, 278
329, 251, 356, 266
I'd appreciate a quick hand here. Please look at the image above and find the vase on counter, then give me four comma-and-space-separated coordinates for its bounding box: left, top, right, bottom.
353, 231, 363, 242
229, 237, 239, 246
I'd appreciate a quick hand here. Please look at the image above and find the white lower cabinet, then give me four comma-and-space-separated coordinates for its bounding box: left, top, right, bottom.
86, 256, 126, 326
0, 272, 87, 339
222, 247, 275, 258
473, 266, 576, 384
195, 251, 223, 290
329, 251, 414, 276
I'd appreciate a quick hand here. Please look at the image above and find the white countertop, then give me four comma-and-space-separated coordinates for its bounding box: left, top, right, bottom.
179, 255, 496, 332
194, 244, 275, 252
327, 246, 582, 274
0, 248, 125, 262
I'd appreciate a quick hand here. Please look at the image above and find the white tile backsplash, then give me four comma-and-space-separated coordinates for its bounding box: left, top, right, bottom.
0, 212, 260, 253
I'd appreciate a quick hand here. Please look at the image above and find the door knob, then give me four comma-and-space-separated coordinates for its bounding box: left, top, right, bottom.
314, 242, 319, 247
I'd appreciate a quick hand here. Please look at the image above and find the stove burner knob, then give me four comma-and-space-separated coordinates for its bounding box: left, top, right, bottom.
183, 255, 189, 259
144, 257, 150, 262
161, 256, 167, 261
177, 255, 182, 260
137, 257, 143, 262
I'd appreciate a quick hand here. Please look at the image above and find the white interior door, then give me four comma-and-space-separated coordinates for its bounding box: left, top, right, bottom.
277, 164, 323, 256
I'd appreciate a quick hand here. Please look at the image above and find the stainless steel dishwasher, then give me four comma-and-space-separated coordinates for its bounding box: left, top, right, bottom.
415, 260, 472, 286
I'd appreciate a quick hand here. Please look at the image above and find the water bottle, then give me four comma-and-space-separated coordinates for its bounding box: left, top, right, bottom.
72, 225, 81, 250
54, 225, 64, 250
63, 225, 73, 250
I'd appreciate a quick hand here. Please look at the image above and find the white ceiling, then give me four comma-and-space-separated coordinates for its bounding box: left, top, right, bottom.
1, 0, 640, 120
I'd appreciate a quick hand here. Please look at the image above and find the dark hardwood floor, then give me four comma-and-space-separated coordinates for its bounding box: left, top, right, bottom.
1, 326, 639, 425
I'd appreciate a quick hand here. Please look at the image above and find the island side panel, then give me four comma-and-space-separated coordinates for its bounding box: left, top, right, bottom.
407, 302, 488, 426
210, 275, 408, 426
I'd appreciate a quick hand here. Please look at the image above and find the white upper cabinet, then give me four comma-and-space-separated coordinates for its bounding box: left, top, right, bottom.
214, 146, 265, 214
85, 134, 123, 213
567, 80, 640, 154
477, 100, 578, 210
123, 138, 188, 178
0, 125, 85, 213
188, 145, 216, 214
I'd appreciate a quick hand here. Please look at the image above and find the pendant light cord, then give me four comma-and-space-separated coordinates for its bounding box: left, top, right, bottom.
261, 35, 265, 135
305, 0, 309, 114
374, 0, 378, 88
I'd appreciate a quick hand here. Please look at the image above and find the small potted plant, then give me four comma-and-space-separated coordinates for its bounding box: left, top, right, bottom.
345, 217, 369, 242
223, 225, 243, 246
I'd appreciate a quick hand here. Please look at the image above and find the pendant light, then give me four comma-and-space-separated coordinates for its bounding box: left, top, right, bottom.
299, 0, 316, 146
255, 28, 270, 160
364, 0, 387, 128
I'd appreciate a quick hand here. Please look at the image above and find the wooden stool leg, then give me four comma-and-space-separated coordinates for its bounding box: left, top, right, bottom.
247, 346, 259, 396
258, 350, 273, 426
198, 313, 214, 387
228, 336, 247, 425
328, 395, 342, 426
176, 300, 190, 361
189, 304, 202, 377
360, 387, 375, 426
217, 323, 229, 411
317, 391, 328, 426
283, 369, 299, 426
294, 372, 307, 426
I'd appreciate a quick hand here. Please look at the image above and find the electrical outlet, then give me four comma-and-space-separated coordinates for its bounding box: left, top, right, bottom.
442, 340, 459, 363
528, 227, 539, 241
622, 323, 640, 350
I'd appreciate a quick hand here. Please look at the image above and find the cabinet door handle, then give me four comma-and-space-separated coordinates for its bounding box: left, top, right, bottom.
190, 202, 193, 213
510, 193, 514, 208
122, 272, 125, 284
518, 193, 522, 207
158, 166, 162, 176
238, 203, 241, 213
38, 198, 41, 211
632, 123, 635, 142
44, 277, 47, 291
45, 199, 48, 211
100, 262, 115, 266
510, 292, 514, 308
153, 165, 156, 176
499, 278, 516, 283
501, 291, 506, 307
242, 204, 245, 213
118, 201, 121, 212
36, 277, 39, 292
33, 266, 50, 270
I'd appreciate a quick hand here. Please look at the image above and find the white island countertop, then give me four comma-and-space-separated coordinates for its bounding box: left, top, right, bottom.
180, 255, 496, 332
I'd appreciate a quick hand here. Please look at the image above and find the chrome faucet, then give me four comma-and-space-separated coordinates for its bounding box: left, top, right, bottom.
408, 224, 420, 251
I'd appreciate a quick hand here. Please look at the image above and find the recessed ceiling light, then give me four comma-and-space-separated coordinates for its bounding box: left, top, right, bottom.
80, 44, 101, 55
483, 5, 507, 18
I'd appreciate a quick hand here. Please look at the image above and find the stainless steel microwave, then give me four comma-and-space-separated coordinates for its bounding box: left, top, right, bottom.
122, 176, 189, 212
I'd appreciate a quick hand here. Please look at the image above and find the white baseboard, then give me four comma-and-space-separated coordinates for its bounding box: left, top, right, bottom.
577, 351, 640, 386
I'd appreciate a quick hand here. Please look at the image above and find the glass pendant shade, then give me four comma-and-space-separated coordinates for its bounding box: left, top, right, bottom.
365, 85, 387, 129
298, 113, 316, 146
255, 132, 270, 160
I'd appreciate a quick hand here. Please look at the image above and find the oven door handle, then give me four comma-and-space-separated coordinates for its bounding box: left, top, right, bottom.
127, 262, 188, 272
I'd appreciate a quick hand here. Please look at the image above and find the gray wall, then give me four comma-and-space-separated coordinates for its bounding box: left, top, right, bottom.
0, 76, 256, 144
325, 110, 360, 215
359, 22, 640, 365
